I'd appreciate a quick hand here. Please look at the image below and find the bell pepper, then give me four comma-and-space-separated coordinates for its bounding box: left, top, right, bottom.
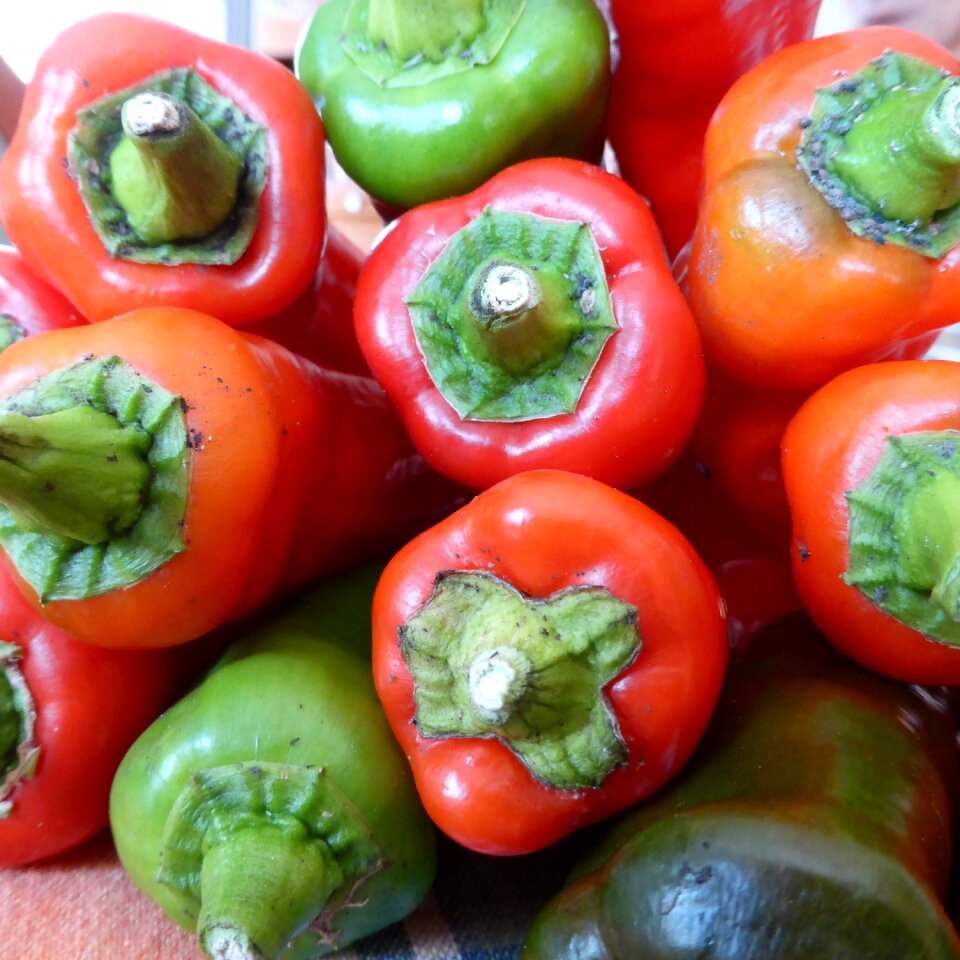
0, 246, 86, 349
0, 13, 326, 326
247, 225, 370, 376
680, 373, 809, 555
607, 0, 820, 258
0, 562, 181, 866
684, 27, 960, 391
295, 0, 609, 214
642, 456, 801, 656
110, 562, 436, 960
354, 158, 705, 491
782, 359, 960, 685
0, 306, 462, 651
372, 469, 729, 856
522, 614, 960, 959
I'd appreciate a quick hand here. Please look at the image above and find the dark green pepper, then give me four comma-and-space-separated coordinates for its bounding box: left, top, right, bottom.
295, 0, 610, 211
522, 615, 960, 960
109, 563, 436, 960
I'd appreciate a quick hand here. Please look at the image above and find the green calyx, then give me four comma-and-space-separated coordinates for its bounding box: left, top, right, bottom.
0, 355, 189, 603
0, 643, 39, 819
341, 0, 524, 88
846, 430, 960, 644
0, 317, 25, 355
797, 51, 960, 258
69, 67, 267, 265
406, 207, 617, 422
157, 761, 384, 960
367, 0, 484, 62
398, 570, 640, 790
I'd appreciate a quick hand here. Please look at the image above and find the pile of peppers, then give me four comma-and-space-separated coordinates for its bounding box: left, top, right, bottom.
3, 4, 960, 960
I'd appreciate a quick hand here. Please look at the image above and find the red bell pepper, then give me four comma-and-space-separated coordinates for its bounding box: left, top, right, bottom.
684, 27, 960, 391
354, 157, 704, 491
246, 225, 370, 376
643, 457, 800, 656
782, 359, 960, 684
0, 307, 462, 650
681, 373, 809, 555
0, 563, 180, 866
607, 0, 820, 258
0, 13, 325, 327
0, 246, 86, 348
372, 470, 728, 855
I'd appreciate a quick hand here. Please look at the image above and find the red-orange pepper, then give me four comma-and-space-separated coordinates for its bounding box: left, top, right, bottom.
0, 13, 325, 327
372, 470, 728, 855
684, 27, 960, 391
783, 360, 960, 684
0, 563, 181, 865
0, 307, 461, 650
355, 158, 704, 492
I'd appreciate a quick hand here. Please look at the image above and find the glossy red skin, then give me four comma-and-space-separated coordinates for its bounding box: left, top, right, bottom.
0, 308, 463, 649
608, 0, 819, 258
355, 158, 705, 492
247, 225, 369, 376
782, 360, 960, 685
685, 28, 960, 392
642, 457, 800, 656
0, 13, 325, 327
372, 470, 729, 855
684, 372, 808, 555
0, 246, 86, 336
0, 564, 180, 866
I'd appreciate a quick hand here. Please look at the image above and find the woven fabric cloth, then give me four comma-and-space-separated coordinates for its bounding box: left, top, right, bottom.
0, 830, 587, 960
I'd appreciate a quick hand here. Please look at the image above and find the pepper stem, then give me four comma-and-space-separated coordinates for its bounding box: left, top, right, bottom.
463, 259, 580, 376
366, 0, 486, 61
198, 822, 342, 960
109, 92, 242, 245
0, 406, 151, 546
833, 78, 960, 224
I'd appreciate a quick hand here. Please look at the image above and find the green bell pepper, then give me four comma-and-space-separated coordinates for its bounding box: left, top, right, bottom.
295, 0, 610, 211
522, 614, 960, 960
109, 563, 436, 960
